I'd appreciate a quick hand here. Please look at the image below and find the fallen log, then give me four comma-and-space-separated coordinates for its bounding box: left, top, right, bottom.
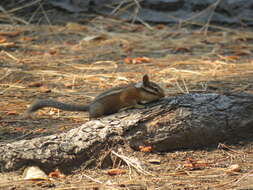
1, 93, 253, 172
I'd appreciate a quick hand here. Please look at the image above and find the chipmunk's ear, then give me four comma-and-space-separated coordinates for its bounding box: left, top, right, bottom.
142, 74, 150, 86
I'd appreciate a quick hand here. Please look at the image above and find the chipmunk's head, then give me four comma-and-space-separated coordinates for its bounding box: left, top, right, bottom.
136, 74, 165, 103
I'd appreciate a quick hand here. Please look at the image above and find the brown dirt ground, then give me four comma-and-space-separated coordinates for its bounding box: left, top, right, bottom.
0, 8, 253, 190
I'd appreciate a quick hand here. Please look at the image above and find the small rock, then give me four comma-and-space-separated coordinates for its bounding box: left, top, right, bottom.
23, 166, 48, 180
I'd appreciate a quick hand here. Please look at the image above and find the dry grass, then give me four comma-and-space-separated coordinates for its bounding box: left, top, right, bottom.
0, 3, 253, 189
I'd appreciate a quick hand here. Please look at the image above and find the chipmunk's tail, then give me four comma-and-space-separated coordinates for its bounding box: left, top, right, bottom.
26, 99, 89, 114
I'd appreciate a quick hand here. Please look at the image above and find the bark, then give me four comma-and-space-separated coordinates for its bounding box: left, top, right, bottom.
1, 93, 253, 172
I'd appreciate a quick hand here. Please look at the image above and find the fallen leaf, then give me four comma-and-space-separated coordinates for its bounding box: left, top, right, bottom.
183, 158, 209, 169
148, 159, 161, 164
123, 58, 131, 64
6, 111, 18, 115
33, 128, 47, 133
0, 31, 21, 37
82, 34, 108, 42
173, 46, 191, 52
20, 37, 34, 42
155, 24, 166, 30
0, 36, 7, 43
107, 169, 126, 176
124, 57, 151, 64
64, 83, 76, 88
139, 146, 152, 153
48, 169, 65, 178
14, 127, 25, 132
48, 49, 57, 55
218, 55, 240, 61
28, 82, 43, 88
0, 42, 15, 47
39, 87, 51, 93
225, 164, 241, 174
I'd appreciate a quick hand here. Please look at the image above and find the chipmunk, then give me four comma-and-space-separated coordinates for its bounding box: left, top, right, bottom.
25, 74, 165, 118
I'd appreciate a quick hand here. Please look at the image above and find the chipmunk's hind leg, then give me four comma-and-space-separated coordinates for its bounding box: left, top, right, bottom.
88, 102, 105, 118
